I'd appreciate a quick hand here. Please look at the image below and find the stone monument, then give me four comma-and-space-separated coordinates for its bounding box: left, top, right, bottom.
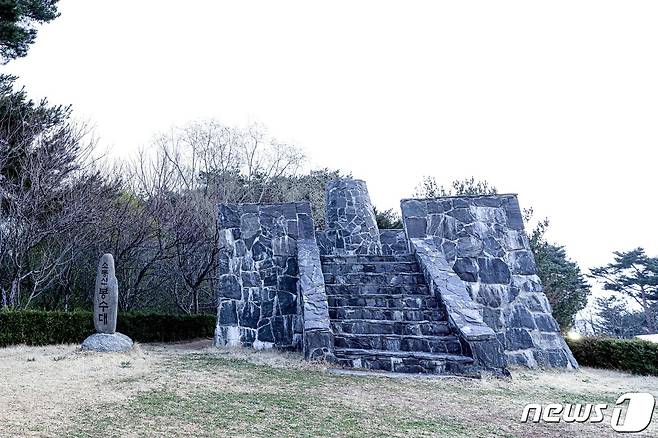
81, 254, 133, 352
215, 178, 578, 376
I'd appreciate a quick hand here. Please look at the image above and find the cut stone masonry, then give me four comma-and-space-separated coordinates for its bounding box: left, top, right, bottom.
215, 179, 578, 375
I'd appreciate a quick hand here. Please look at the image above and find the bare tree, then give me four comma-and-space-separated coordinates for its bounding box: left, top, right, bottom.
413, 176, 498, 198
144, 121, 306, 313
1, 99, 336, 314
0, 115, 109, 308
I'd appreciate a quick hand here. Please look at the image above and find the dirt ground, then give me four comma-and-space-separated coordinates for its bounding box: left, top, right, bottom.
0, 340, 656, 437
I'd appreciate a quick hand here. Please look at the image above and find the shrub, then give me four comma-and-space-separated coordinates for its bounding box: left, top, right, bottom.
0, 310, 216, 347
118, 312, 216, 343
566, 336, 658, 376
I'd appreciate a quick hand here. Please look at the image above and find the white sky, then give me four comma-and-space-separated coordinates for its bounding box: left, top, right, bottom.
5, 1, 658, 284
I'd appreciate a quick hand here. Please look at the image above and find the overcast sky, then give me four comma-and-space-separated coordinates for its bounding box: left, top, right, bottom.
5, 1, 658, 285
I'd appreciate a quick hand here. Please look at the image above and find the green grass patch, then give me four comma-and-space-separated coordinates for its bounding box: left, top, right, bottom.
69, 353, 490, 437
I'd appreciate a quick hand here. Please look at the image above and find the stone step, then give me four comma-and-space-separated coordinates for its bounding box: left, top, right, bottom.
333, 333, 463, 355
327, 294, 438, 309
323, 272, 426, 286
320, 254, 416, 263
329, 306, 445, 322
332, 319, 452, 336
333, 348, 480, 377
324, 284, 430, 296
321, 262, 420, 275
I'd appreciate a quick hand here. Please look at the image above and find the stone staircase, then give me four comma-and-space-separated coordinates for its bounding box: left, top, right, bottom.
321, 254, 481, 377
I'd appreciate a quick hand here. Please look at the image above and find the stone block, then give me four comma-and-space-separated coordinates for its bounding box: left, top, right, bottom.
482, 237, 504, 257
241, 271, 261, 288
219, 274, 242, 299
441, 240, 457, 262
502, 230, 525, 251
506, 350, 537, 368
277, 275, 297, 293
426, 200, 447, 214
218, 204, 240, 228
286, 220, 299, 240
297, 213, 314, 240
257, 322, 274, 343
503, 197, 524, 230
239, 301, 260, 329
401, 199, 427, 218
508, 250, 537, 275
453, 257, 478, 282
534, 313, 560, 332
271, 316, 294, 346
304, 329, 334, 360
276, 290, 297, 315
511, 275, 543, 293
218, 300, 238, 325
240, 213, 260, 240
272, 235, 297, 256
505, 328, 535, 350
509, 305, 536, 329
541, 350, 570, 368
473, 196, 503, 208
260, 298, 274, 319
482, 307, 504, 331
81, 332, 133, 353
477, 258, 511, 284
448, 208, 475, 223
405, 217, 427, 238
457, 236, 483, 257
477, 284, 508, 308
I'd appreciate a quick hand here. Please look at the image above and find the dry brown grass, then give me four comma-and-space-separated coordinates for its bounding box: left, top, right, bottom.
0, 342, 656, 437
0, 343, 152, 436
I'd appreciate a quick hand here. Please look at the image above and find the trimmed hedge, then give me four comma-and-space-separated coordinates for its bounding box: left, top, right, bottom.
566, 336, 658, 376
0, 310, 216, 347
119, 312, 216, 343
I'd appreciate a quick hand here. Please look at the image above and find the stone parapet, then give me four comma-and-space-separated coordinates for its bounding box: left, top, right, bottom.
401, 194, 578, 369
410, 238, 508, 375
323, 179, 382, 255
297, 238, 335, 360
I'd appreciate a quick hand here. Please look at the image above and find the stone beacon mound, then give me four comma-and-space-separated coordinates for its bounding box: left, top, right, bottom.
214, 178, 577, 377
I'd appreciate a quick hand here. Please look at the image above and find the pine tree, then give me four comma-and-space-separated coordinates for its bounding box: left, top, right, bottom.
0, 0, 59, 62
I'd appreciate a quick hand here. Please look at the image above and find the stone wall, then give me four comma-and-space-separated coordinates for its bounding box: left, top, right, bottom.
410, 238, 508, 375
214, 202, 333, 359
214, 179, 575, 371
297, 239, 334, 360
401, 195, 577, 368
322, 179, 382, 255
379, 229, 409, 256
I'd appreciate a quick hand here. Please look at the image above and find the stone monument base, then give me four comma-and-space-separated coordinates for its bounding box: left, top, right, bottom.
81, 332, 134, 352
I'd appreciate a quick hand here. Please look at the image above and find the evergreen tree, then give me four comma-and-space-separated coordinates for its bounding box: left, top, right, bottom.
0, 0, 59, 62
590, 248, 658, 333
374, 207, 402, 229
528, 218, 590, 330
0, 74, 70, 189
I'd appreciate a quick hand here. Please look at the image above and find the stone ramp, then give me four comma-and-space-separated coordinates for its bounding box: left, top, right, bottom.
321, 254, 480, 377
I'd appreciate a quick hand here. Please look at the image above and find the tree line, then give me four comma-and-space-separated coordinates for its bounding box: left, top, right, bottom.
0, 80, 341, 313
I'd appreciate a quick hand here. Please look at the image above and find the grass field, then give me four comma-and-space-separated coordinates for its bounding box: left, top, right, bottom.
0, 340, 656, 437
